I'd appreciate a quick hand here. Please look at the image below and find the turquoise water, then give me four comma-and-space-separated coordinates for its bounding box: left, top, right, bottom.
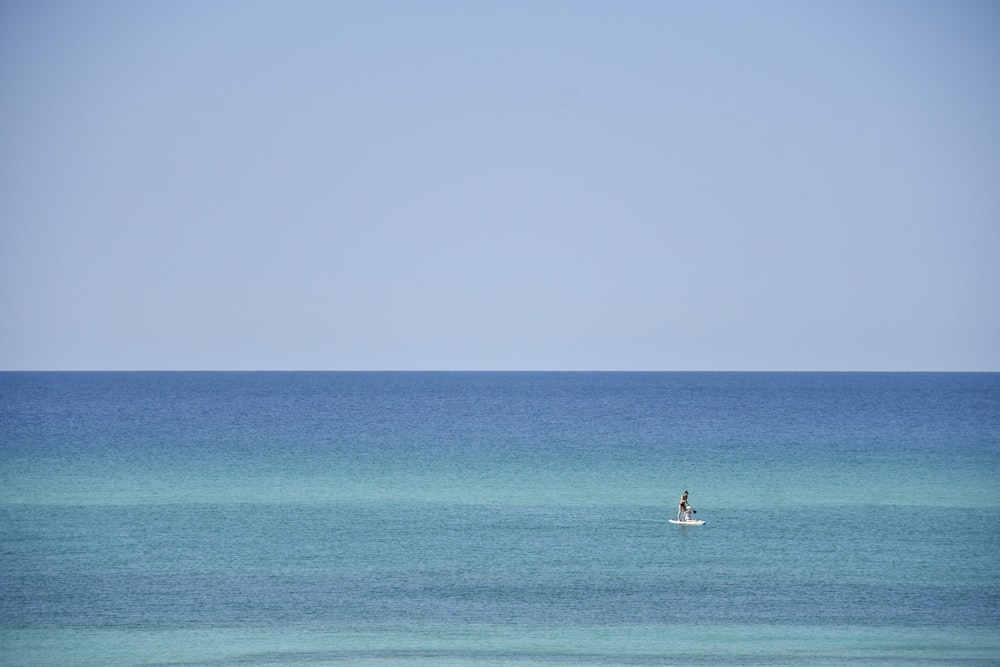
2, 372, 998, 666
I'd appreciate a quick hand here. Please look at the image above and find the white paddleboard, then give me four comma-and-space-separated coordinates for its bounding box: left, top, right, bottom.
668, 519, 705, 526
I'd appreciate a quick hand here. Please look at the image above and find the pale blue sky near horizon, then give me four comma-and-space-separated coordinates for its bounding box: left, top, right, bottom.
1, 0, 998, 371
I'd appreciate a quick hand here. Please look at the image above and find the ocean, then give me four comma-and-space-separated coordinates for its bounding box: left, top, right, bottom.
1, 371, 998, 666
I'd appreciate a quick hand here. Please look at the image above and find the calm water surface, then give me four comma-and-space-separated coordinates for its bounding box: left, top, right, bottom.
2, 372, 998, 666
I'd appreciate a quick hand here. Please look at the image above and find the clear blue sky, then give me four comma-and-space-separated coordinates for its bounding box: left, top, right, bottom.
2, 0, 998, 371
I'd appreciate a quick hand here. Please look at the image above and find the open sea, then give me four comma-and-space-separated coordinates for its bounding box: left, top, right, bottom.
1, 371, 998, 666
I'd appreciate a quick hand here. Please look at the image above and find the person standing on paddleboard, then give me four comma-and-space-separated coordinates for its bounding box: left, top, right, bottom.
677, 491, 689, 521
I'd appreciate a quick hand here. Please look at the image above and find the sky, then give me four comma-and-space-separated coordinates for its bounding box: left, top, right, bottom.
1, 0, 998, 371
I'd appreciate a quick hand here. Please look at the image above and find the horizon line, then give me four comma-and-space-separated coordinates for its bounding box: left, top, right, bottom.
2, 369, 998, 374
